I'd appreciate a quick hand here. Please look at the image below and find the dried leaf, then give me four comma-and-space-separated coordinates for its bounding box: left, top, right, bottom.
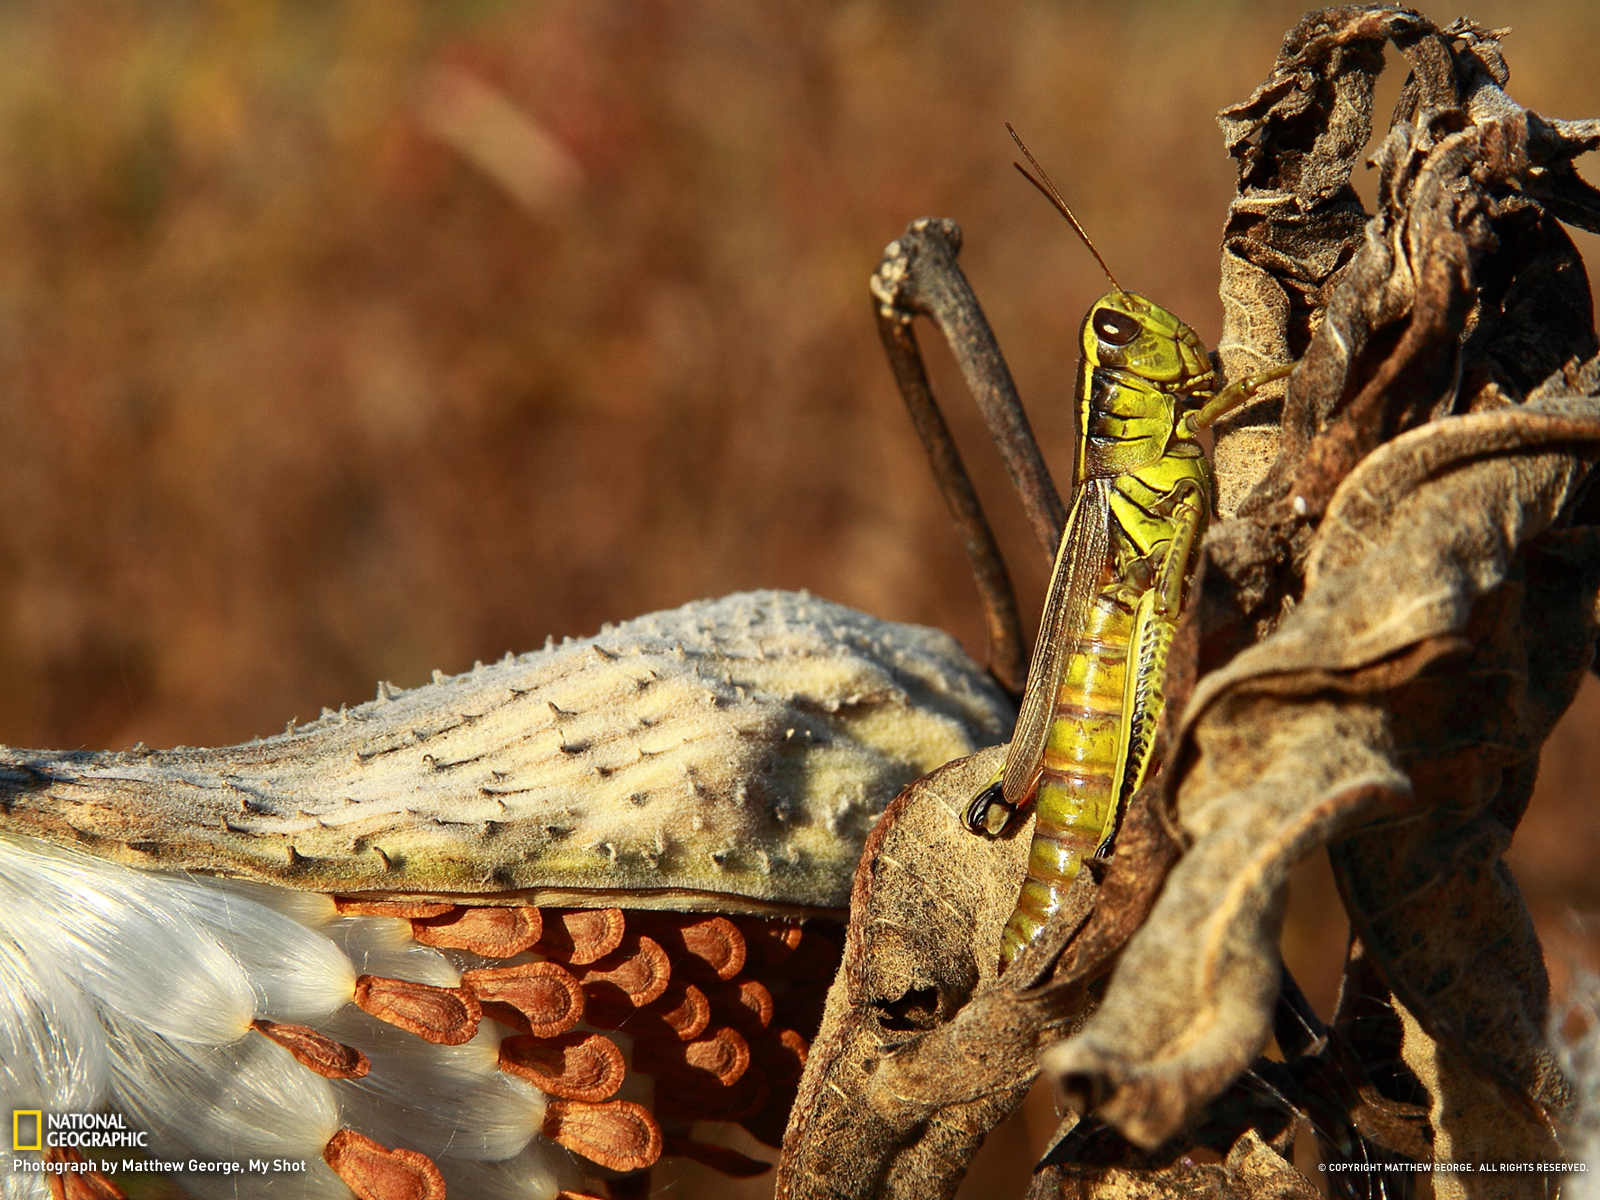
777, 745, 1043, 1200
787, 7, 1600, 1197
1043, 4, 1600, 1173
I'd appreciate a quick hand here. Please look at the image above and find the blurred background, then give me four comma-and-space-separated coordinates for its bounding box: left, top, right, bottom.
0, 1, 1596, 1194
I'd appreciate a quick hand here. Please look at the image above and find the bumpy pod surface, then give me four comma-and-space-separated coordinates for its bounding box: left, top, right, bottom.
0, 590, 1012, 912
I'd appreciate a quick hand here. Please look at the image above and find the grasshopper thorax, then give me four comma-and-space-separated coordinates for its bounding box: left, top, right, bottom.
1080, 291, 1214, 393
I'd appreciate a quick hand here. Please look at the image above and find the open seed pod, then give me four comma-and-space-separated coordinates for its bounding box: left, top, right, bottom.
0, 589, 1011, 1198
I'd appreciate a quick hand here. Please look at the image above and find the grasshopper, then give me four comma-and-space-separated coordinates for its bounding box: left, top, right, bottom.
872, 127, 1290, 967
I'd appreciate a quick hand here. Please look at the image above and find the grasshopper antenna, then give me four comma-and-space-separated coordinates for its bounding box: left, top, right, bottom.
1006, 122, 1122, 293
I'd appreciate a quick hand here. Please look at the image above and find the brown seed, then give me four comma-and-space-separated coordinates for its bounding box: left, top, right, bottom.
731, 915, 803, 966
751, 1027, 808, 1088
634, 1024, 750, 1086
536, 908, 626, 964
704, 978, 773, 1033
583, 980, 711, 1042
354, 974, 482, 1045
462, 961, 583, 1037
652, 982, 713, 1040
46, 1148, 126, 1200
634, 914, 745, 980
333, 897, 455, 919
542, 1099, 663, 1172
499, 1031, 625, 1102
578, 935, 671, 1008
662, 1134, 773, 1179
323, 1129, 446, 1200
411, 905, 542, 957
252, 1019, 370, 1079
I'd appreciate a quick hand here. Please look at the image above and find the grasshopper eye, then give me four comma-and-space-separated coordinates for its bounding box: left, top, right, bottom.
1092, 308, 1140, 346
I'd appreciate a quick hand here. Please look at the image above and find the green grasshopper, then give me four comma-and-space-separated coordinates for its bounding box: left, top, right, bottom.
963, 129, 1292, 966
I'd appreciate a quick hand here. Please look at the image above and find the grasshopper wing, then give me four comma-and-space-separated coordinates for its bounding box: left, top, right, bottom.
1000, 477, 1110, 807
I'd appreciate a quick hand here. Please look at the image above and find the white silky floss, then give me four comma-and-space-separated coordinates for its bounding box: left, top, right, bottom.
0, 833, 564, 1200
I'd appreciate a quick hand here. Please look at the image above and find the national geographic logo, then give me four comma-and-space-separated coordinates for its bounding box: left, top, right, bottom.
11, 1111, 41, 1153
9, 1111, 147, 1149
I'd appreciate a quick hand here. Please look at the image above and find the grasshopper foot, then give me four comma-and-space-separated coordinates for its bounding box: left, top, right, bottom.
963, 782, 1016, 837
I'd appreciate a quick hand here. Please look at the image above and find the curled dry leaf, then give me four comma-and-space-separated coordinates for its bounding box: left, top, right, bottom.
777, 744, 1041, 1200
785, 7, 1600, 1198
1048, 10, 1600, 1165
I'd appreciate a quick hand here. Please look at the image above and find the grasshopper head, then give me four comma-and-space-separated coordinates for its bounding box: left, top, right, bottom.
1080, 292, 1213, 391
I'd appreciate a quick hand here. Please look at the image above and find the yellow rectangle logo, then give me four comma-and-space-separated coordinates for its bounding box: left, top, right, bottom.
12, 1110, 42, 1152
